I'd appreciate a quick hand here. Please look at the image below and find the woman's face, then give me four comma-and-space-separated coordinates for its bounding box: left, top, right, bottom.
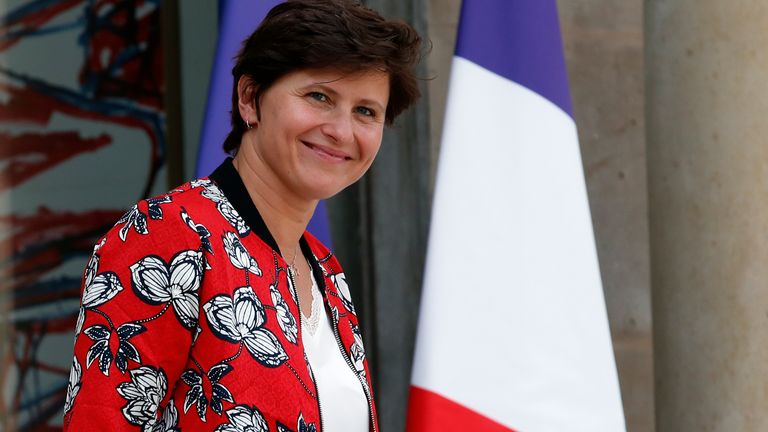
241, 67, 389, 202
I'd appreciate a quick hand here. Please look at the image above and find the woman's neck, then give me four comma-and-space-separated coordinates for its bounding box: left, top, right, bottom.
231, 150, 316, 260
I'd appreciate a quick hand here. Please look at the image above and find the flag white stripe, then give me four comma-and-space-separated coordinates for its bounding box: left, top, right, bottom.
411, 58, 625, 431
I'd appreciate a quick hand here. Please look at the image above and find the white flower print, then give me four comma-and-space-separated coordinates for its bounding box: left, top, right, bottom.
190, 178, 212, 189
200, 183, 226, 202
63, 356, 81, 414
84, 249, 99, 287
350, 322, 365, 356
349, 322, 368, 389
203, 286, 288, 367
93, 236, 107, 252
117, 366, 168, 431
270, 284, 298, 344
286, 269, 298, 304
214, 405, 268, 432
75, 307, 85, 335
130, 250, 204, 329
331, 273, 355, 314
151, 399, 180, 432
219, 201, 250, 236
82, 270, 123, 309
222, 232, 261, 276
200, 184, 250, 236
78, 242, 124, 334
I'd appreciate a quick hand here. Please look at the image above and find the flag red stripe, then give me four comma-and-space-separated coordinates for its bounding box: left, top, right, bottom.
406, 386, 517, 432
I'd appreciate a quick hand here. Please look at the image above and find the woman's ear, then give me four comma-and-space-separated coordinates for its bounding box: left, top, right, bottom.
237, 76, 259, 128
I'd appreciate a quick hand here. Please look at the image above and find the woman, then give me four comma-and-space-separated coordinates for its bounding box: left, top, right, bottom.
63, 1, 422, 430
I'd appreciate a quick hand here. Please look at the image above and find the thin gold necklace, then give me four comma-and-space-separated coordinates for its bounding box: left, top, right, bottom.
287, 243, 300, 277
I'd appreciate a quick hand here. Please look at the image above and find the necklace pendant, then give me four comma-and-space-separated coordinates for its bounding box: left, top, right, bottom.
286, 244, 300, 278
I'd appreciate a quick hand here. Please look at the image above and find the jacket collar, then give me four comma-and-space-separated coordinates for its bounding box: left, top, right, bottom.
208, 158, 327, 290
209, 158, 280, 253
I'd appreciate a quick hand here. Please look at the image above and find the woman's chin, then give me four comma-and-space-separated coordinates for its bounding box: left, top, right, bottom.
297, 180, 353, 202
296, 166, 367, 198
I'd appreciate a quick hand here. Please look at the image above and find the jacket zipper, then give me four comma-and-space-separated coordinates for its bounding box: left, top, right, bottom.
330, 311, 378, 432
288, 268, 325, 432
295, 251, 376, 432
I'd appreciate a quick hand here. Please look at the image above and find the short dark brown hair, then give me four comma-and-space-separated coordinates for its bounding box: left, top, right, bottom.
222, 0, 423, 154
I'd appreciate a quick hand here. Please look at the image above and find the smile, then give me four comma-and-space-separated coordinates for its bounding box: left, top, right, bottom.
302, 141, 352, 162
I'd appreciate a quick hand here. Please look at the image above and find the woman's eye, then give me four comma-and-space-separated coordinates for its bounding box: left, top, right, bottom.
355, 106, 375, 117
308, 92, 328, 102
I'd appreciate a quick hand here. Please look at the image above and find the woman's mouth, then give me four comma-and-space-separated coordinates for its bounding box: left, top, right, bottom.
302, 141, 352, 162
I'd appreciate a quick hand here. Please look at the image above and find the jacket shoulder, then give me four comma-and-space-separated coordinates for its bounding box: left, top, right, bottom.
303, 231, 344, 274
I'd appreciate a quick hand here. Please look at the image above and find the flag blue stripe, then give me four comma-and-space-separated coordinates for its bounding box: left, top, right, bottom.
454, 0, 573, 117
196, 0, 281, 178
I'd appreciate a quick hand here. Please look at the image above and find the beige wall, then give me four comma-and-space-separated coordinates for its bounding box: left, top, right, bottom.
558, 1, 653, 430
426, 1, 653, 430
646, 2, 768, 430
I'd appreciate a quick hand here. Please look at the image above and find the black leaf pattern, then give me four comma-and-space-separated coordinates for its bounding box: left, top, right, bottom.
181, 362, 235, 421
147, 196, 172, 220
114, 322, 146, 373
181, 208, 213, 254
84, 325, 112, 376
270, 285, 298, 345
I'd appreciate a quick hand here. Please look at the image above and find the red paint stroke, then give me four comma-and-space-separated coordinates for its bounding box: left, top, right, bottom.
0, 2, 167, 428
0, 207, 124, 291
0, 0, 83, 52
0, 81, 156, 139
0, 131, 111, 191
0, 316, 75, 432
0, 82, 161, 193
81, 0, 164, 109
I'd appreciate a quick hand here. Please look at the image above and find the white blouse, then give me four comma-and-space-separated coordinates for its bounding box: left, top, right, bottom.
300, 269, 369, 431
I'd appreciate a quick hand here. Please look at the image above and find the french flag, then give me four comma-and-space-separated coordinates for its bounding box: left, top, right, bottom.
196, 0, 332, 246
407, 1, 626, 430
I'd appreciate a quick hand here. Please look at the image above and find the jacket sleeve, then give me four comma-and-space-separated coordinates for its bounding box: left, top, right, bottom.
63, 198, 205, 430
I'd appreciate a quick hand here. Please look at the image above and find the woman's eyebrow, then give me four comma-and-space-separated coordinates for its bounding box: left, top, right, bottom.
308, 83, 340, 96
358, 98, 385, 112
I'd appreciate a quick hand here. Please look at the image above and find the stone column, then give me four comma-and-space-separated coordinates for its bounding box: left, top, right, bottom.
646, 2, 768, 430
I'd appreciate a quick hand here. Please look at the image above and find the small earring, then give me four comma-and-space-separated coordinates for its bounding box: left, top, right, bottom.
246, 120, 252, 129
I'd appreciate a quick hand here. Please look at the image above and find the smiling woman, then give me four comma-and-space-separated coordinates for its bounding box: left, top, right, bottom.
235, 68, 390, 203
63, 1, 423, 431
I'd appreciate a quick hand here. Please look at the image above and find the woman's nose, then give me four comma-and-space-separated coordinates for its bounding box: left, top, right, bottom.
321, 110, 355, 145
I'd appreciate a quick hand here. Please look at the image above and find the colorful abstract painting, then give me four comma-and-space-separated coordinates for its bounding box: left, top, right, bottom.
0, 0, 168, 429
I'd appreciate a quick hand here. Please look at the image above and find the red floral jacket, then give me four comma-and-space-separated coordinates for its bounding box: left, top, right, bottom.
64, 159, 378, 431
